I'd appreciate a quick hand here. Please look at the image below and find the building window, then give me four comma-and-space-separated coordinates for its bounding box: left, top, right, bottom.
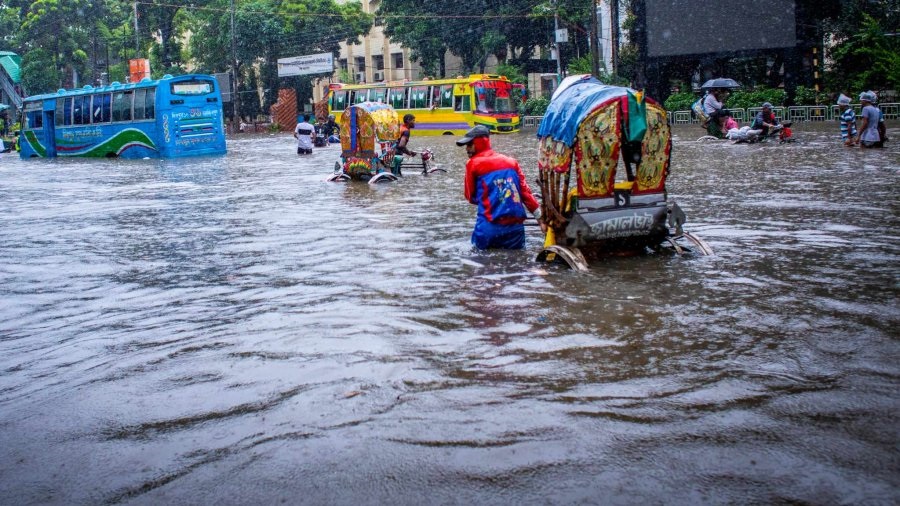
373, 54, 384, 71
355, 56, 366, 72
339, 58, 347, 72
392, 52, 404, 70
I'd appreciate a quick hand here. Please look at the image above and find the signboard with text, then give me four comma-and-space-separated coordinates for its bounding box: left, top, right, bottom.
277, 53, 334, 77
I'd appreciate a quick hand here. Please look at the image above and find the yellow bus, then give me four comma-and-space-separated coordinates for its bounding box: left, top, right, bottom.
324, 74, 521, 136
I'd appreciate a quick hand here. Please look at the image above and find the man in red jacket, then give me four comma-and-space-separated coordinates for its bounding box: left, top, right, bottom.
458, 125, 540, 249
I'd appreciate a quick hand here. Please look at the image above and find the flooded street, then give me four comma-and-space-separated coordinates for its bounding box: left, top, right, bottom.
1, 123, 898, 504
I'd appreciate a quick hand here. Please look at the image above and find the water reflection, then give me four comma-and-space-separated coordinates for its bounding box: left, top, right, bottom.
0, 124, 897, 504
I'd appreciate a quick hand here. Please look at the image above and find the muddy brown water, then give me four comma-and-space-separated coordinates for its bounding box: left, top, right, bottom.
0, 123, 897, 504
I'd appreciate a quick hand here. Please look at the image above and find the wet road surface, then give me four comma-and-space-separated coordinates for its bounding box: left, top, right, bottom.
0, 123, 898, 504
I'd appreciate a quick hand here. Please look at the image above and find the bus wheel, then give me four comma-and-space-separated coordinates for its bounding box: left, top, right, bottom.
105, 153, 118, 158
442, 132, 454, 136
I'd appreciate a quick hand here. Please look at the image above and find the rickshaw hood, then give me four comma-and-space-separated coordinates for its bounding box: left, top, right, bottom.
537, 77, 647, 146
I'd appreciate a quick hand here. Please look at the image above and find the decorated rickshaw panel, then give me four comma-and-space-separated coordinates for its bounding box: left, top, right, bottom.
574, 100, 621, 199
368, 107, 400, 144
340, 102, 399, 159
537, 136, 573, 174
632, 102, 671, 195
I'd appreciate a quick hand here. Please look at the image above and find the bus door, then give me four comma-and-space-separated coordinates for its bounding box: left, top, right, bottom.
43, 102, 57, 158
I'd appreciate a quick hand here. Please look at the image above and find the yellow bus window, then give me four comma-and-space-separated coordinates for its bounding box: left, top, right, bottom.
410, 86, 427, 108
388, 88, 407, 109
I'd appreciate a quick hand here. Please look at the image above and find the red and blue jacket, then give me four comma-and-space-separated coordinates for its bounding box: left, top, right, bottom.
464, 141, 539, 225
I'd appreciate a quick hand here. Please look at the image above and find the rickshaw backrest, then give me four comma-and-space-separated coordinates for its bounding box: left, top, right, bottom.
340, 101, 400, 159
537, 77, 671, 200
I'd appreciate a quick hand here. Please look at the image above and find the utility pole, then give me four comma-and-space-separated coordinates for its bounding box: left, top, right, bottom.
133, 2, 139, 53
610, 0, 619, 74
590, 0, 600, 77
230, 0, 242, 127
553, 0, 562, 83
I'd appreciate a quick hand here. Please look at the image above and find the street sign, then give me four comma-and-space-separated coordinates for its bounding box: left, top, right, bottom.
555, 28, 568, 43
277, 53, 334, 77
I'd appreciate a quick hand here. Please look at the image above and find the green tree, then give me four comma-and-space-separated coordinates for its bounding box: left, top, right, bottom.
826, 13, 900, 92
377, 0, 448, 76
137, 0, 197, 74
20, 48, 60, 94
379, 0, 558, 76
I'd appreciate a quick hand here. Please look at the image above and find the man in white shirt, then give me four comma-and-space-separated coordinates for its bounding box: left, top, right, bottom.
856, 91, 882, 148
293, 114, 314, 155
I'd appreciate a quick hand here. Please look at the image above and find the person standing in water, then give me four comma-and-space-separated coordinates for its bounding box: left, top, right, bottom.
856, 91, 882, 148
293, 114, 315, 155
458, 125, 540, 250
837, 94, 857, 147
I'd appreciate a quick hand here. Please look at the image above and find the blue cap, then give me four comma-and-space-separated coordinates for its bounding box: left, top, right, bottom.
762, 102, 773, 109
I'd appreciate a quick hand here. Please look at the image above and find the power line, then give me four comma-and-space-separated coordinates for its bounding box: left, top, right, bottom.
133, 0, 554, 20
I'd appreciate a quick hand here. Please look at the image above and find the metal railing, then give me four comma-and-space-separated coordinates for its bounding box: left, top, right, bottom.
521, 103, 898, 128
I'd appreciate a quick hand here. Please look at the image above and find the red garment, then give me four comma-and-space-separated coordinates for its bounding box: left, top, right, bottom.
396, 125, 413, 155
464, 137, 539, 224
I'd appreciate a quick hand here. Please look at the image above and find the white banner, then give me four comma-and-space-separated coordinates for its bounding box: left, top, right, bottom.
277, 53, 334, 77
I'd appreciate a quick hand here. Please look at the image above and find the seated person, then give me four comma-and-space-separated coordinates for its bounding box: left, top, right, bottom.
726, 126, 763, 143
750, 102, 781, 138
722, 112, 739, 132
703, 88, 730, 136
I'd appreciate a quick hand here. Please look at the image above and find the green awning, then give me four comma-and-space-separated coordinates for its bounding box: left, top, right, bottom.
0, 51, 22, 83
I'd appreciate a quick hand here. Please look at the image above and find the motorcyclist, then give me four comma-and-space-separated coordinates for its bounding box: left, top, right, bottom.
750, 102, 781, 139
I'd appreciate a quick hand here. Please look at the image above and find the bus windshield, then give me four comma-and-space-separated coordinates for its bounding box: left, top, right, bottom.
171, 79, 214, 95
473, 82, 516, 114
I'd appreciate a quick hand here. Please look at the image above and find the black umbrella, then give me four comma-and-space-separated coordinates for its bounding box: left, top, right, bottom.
701, 78, 741, 90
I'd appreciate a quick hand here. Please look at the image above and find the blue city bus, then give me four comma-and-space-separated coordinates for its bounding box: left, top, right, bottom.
19, 73, 226, 159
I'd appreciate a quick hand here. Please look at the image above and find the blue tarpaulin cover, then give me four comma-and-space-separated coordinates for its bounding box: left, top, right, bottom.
537, 76, 632, 146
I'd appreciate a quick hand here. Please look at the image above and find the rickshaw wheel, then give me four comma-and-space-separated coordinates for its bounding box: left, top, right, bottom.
326, 173, 351, 182
536, 245, 590, 272
368, 172, 399, 185
664, 232, 714, 256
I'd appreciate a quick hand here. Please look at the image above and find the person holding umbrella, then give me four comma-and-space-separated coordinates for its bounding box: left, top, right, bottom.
700, 78, 740, 137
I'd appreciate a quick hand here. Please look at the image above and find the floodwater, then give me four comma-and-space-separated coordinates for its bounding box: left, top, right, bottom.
0, 123, 897, 505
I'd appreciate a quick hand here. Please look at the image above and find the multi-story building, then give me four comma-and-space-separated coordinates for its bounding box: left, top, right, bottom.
313, 0, 504, 103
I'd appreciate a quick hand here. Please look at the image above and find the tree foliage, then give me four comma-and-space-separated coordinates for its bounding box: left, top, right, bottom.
378, 0, 559, 76
826, 13, 900, 92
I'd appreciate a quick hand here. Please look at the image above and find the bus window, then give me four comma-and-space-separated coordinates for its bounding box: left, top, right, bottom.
56, 98, 66, 126
474, 82, 516, 114
409, 86, 428, 108
331, 90, 347, 111
91, 94, 104, 123
63, 97, 73, 125
134, 89, 147, 120
24, 103, 42, 129
439, 85, 454, 108
101, 93, 111, 123
370, 87, 386, 104
73, 96, 85, 125
430, 86, 440, 108
388, 87, 407, 109
351, 90, 367, 104
455, 95, 471, 112
171, 79, 213, 95
112, 91, 132, 122
145, 87, 156, 119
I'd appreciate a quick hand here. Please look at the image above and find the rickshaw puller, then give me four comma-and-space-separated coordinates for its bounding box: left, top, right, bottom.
459, 125, 540, 250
